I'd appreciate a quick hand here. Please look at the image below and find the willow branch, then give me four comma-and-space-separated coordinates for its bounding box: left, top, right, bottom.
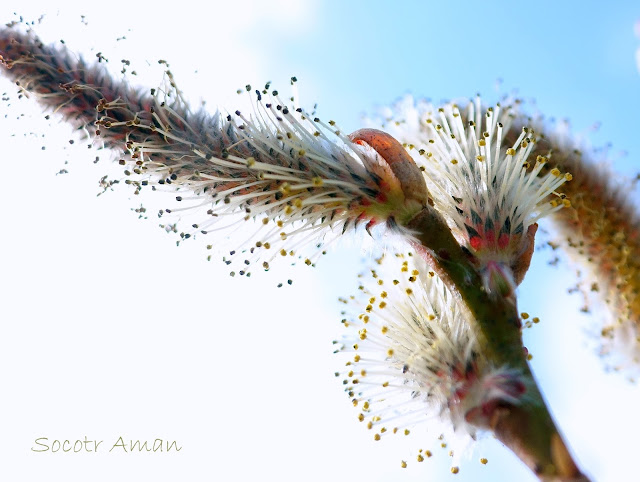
407, 207, 587, 481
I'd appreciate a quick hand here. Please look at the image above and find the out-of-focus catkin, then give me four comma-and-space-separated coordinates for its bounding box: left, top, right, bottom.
530, 130, 640, 370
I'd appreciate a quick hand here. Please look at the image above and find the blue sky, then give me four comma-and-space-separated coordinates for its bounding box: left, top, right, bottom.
1, 1, 639, 481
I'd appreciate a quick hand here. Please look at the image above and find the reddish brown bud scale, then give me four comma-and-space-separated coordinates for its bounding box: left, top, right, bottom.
349, 128, 429, 206
512, 223, 538, 286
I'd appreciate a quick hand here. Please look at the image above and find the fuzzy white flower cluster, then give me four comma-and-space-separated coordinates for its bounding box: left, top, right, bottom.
367, 96, 572, 293
335, 251, 528, 458
0, 28, 428, 275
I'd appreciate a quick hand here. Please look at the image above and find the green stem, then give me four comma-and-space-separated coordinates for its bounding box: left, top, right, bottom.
406, 208, 588, 481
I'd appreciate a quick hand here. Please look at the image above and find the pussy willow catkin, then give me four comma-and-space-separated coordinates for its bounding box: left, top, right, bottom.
0, 28, 429, 273
532, 130, 640, 369
336, 251, 529, 445
363, 97, 573, 297
369, 95, 640, 371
